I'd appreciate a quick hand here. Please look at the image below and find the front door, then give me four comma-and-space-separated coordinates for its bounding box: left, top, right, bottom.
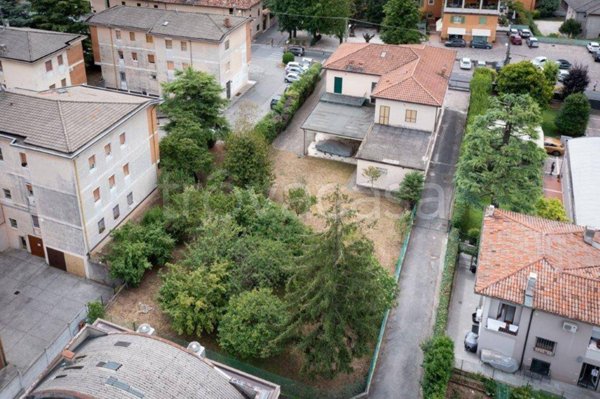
578, 363, 600, 390
27, 235, 45, 258
46, 247, 67, 271
334, 77, 343, 94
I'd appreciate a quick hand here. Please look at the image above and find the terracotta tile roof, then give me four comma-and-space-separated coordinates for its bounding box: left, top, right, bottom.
323, 43, 456, 106
152, 0, 261, 10
475, 208, 600, 326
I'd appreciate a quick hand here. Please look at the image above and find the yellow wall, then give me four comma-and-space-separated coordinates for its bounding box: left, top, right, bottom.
441, 13, 498, 42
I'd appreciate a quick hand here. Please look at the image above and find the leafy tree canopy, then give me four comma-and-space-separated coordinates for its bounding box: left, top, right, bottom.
159, 134, 213, 178
224, 131, 273, 193
535, 198, 568, 222
536, 0, 559, 18
0, 0, 32, 26
559, 18, 582, 38
555, 92, 590, 137
396, 171, 425, 209
30, 0, 90, 34
496, 61, 553, 107
380, 0, 422, 44
562, 63, 590, 97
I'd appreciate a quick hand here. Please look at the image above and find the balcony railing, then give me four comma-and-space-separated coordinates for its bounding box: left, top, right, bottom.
486, 317, 519, 335
586, 339, 600, 362
444, 0, 500, 11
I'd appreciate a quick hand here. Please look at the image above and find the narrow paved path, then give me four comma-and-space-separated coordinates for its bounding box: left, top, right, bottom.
369, 107, 467, 399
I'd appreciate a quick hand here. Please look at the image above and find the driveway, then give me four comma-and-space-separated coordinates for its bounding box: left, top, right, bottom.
586, 109, 600, 137
0, 250, 113, 370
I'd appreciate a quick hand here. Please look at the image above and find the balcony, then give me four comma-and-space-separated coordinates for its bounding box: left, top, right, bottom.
486, 317, 519, 335
586, 338, 600, 362
444, 0, 500, 14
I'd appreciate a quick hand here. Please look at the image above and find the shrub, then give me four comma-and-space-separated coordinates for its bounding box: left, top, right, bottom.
555, 92, 590, 137
433, 229, 459, 336
421, 335, 455, 399
467, 228, 480, 245
468, 68, 496, 124
396, 171, 425, 209
107, 241, 152, 287
218, 288, 288, 359
559, 18, 582, 38
496, 61, 553, 107
535, 197, 569, 221
562, 63, 590, 97
224, 131, 273, 193
282, 51, 295, 64
158, 168, 195, 203
396, 209, 413, 238
286, 187, 317, 215
162, 187, 208, 242
159, 133, 213, 177
86, 300, 105, 324
141, 206, 165, 227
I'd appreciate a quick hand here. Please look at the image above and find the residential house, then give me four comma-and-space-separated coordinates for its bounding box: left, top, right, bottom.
439, 0, 500, 43
475, 207, 600, 392
0, 27, 87, 91
87, 5, 251, 98
301, 43, 455, 191
561, 0, 600, 39
89, 0, 274, 38
25, 319, 280, 398
421, 0, 445, 23
0, 86, 160, 280
561, 137, 600, 229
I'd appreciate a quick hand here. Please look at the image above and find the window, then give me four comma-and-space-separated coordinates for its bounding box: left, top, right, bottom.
49, 84, 56, 89
129, 31, 136, 41
104, 143, 112, 157
20, 236, 27, 249
26, 184, 33, 196
89, 155, 96, 170
121, 1, 125, 5
93, 187, 101, 202
57, 54, 64, 66
496, 303, 516, 323
167, 61, 174, 70
123, 163, 130, 177
132, 52, 138, 61
19, 152, 27, 167
479, 16, 487, 24
127, 192, 134, 206
32, 215, 40, 228
148, 54, 155, 64
534, 337, 556, 355
136, 2, 141, 6
45, 60, 53, 72
225, 40, 230, 50
113, 205, 120, 220
428, 0, 434, 4
146, 34, 153, 43
229, 7, 233, 14
9, 218, 17, 228
3, 189, 11, 199
98, 218, 106, 234
165, 39, 173, 49
181, 41, 187, 51
119, 132, 126, 145
451, 15, 465, 24
379, 105, 390, 125
118, 50, 124, 60
115, 30, 122, 40
61, 78, 67, 87
108, 175, 116, 189
256, 24, 260, 31
154, 4, 158, 7
405, 109, 417, 123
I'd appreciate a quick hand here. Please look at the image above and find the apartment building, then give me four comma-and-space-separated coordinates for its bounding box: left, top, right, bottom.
0, 86, 160, 279
87, 6, 250, 98
440, 0, 500, 43
89, 0, 274, 38
475, 207, 600, 392
0, 27, 87, 91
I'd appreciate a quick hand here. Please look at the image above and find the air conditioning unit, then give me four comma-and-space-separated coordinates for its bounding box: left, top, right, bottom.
563, 321, 578, 333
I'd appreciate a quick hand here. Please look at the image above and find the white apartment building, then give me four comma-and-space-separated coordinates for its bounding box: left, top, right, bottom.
0, 27, 87, 91
87, 5, 251, 98
89, 0, 275, 38
0, 86, 160, 280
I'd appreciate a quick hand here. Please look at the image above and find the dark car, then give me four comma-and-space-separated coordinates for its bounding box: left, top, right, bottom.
510, 34, 522, 45
286, 45, 305, 56
471, 40, 492, 49
445, 38, 467, 48
270, 95, 282, 110
595, 52, 600, 62
556, 59, 572, 69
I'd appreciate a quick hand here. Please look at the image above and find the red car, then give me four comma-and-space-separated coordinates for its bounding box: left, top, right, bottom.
510, 34, 522, 45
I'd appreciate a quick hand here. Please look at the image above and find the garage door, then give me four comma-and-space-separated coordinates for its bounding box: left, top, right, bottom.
46, 247, 67, 271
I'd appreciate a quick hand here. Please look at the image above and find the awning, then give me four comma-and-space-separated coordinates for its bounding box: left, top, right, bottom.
472, 28, 491, 37
447, 27, 466, 35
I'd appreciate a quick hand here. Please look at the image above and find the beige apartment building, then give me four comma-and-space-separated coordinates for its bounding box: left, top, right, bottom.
0, 86, 160, 281
87, 6, 251, 98
0, 27, 87, 91
89, 0, 274, 38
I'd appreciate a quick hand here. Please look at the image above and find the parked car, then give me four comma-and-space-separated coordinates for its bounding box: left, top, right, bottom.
518, 28, 532, 38
445, 38, 466, 47
526, 37, 539, 48
284, 72, 300, 83
285, 61, 308, 71
492, 60, 505, 72
558, 69, 570, 82
285, 66, 306, 75
477, 60, 486, 67
544, 137, 565, 156
507, 27, 518, 36
286, 45, 305, 56
587, 41, 600, 53
595, 52, 600, 62
532, 56, 547, 68
510, 34, 522, 45
471, 40, 492, 49
556, 59, 571, 69
459, 57, 472, 70
270, 95, 281, 110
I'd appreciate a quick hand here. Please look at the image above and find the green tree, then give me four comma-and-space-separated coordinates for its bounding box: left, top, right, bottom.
159, 261, 231, 336
159, 134, 213, 178
158, 169, 196, 203
107, 241, 152, 287
218, 289, 288, 359
496, 61, 553, 107
559, 18, 582, 38
535, 198, 568, 222
0, 0, 32, 26
30, 0, 90, 33
162, 187, 210, 242
161, 68, 229, 139
456, 94, 546, 213
362, 165, 383, 190
562, 64, 590, 97
353, 0, 386, 24
536, 0, 559, 18
543, 60, 559, 87
380, 0, 422, 44
166, 118, 215, 148
267, 0, 305, 38
396, 171, 425, 209
304, 0, 352, 43
421, 335, 454, 399
224, 131, 273, 192
86, 300, 105, 324
286, 186, 317, 215
281, 187, 396, 378
555, 92, 590, 137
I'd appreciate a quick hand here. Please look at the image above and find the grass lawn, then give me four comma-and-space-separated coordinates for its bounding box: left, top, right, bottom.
541, 107, 560, 138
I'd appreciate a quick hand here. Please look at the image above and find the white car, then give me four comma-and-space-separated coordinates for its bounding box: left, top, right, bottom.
459, 57, 472, 70
558, 69, 570, 82
285, 65, 306, 75
587, 41, 600, 53
284, 72, 300, 83
285, 62, 308, 72
532, 56, 547, 68
477, 60, 486, 67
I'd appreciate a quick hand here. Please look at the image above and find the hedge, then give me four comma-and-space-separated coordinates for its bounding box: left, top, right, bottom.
467, 68, 496, 125
433, 228, 460, 336
254, 63, 322, 142
421, 335, 455, 399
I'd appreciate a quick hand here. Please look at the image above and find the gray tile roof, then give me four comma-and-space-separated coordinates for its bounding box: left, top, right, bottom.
87, 5, 249, 42
564, 0, 600, 13
29, 333, 247, 399
0, 27, 84, 62
0, 86, 153, 154
566, 137, 600, 229
356, 124, 432, 169
301, 95, 374, 140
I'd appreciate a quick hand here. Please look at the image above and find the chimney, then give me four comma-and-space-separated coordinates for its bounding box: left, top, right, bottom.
524, 272, 537, 308
187, 341, 206, 358
224, 17, 231, 28
583, 227, 600, 249
485, 205, 495, 217
136, 323, 155, 335
62, 350, 75, 361
440, 66, 448, 78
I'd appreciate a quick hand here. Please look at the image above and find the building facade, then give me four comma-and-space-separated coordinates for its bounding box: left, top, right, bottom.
89, 0, 274, 38
0, 27, 87, 91
475, 208, 600, 392
87, 6, 250, 98
440, 0, 500, 43
0, 86, 160, 279
563, 0, 600, 39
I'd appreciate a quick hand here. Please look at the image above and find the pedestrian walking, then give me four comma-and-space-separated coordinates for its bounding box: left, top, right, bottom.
550, 161, 556, 176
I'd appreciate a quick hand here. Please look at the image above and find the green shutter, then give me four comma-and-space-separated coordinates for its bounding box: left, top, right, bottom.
334, 77, 343, 94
